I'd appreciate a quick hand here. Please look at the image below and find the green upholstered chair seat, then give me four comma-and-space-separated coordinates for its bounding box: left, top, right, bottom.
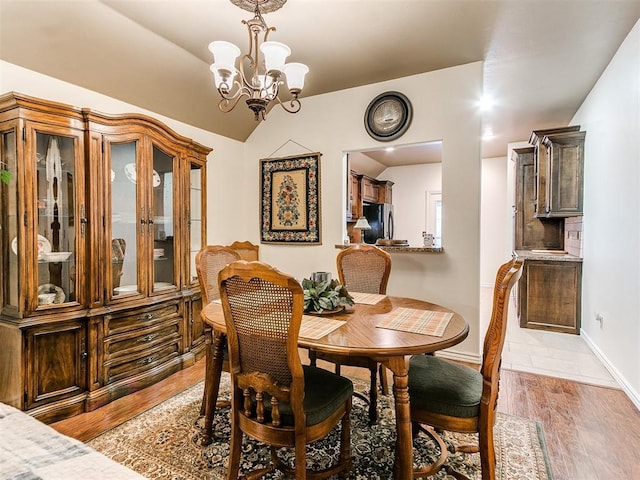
263, 365, 354, 426
408, 354, 482, 419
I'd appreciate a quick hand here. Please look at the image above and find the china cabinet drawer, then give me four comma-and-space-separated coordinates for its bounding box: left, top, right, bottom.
104, 341, 181, 383
104, 317, 180, 360
104, 303, 179, 337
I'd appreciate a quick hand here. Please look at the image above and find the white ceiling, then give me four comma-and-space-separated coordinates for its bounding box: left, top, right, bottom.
1, 0, 639, 160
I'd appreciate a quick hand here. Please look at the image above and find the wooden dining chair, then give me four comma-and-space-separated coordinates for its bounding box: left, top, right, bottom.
408, 257, 524, 479
194, 245, 241, 445
227, 240, 259, 261
310, 244, 392, 424
220, 260, 353, 479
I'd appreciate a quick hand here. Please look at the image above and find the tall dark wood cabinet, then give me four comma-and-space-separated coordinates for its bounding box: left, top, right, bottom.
516, 124, 586, 335
0, 93, 211, 422
513, 147, 563, 250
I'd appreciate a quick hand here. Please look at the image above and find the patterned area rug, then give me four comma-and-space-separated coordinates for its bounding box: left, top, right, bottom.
88, 375, 553, 479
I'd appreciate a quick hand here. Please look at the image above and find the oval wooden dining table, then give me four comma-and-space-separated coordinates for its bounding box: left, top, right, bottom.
201, 295, 469, 480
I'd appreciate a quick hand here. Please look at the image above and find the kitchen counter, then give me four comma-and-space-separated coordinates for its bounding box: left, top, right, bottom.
515, 249, 582, 262
335, 244, 444, 253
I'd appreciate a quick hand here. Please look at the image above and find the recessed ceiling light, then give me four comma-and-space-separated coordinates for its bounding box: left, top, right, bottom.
482, 128, 495, 140
479, 94, 495, 111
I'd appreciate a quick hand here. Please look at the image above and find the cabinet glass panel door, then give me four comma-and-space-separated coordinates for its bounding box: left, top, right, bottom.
189, 164, 203, 285
151, 145, 175, 292
35, 132, 77, 307
0, 130, 18, 310
110, 141, 139, 297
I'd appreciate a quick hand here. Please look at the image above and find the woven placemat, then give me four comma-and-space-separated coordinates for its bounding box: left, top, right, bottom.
350, 292, 387, 305
376, 307, 453, 337
300, 316, 345, 339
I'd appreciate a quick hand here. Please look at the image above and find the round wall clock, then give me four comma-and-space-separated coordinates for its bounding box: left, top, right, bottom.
364, 91, 413, 142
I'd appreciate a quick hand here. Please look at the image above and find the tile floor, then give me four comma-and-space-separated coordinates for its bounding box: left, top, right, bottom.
483, 287, 619, 389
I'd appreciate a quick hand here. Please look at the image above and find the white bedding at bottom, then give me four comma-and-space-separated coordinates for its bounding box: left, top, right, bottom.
0, 403, 146, 480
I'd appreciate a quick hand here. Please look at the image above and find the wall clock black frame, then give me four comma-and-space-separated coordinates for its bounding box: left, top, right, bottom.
364, 91, 413, 142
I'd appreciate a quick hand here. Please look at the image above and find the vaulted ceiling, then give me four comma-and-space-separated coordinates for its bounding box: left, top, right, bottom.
2, 0, 639, 160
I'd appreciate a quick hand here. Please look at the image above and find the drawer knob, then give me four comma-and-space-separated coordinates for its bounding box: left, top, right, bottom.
137, 333, 158, 343
143, 313, 153, 320
138, 354, 159, 366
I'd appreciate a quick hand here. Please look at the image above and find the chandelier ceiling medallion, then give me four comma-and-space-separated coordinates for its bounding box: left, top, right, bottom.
209, 0, 309, 121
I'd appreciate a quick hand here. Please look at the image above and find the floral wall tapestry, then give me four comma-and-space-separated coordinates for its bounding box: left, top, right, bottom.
260, 152, 321, 244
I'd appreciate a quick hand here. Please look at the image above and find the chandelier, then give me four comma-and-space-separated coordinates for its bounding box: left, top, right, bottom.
209, 0, 309, 121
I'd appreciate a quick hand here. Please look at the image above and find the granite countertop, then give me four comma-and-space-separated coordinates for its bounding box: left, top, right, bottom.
515, 249, 583, 262
335, 244, 444, 253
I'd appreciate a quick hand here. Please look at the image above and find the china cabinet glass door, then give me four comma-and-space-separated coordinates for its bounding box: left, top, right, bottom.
0, 129, 18, 312
33, 129, 82, 309
108, 140, 140, 298
151, 144, 176, 293
188, 161, 204, 286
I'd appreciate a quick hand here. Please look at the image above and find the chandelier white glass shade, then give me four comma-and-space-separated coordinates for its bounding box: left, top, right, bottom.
208, 0, 309, 121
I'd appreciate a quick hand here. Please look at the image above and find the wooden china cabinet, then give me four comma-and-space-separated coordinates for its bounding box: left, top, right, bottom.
0, 93, 210, 422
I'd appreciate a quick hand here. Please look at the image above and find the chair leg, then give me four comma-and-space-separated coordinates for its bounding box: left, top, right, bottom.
309, 349, 317, 367
339, 397, 353, 478
226, 409, 243, 480
368, 364, 378, 424
199, 328, 214, 416
200, 332, 226, 446
294, 434, 307, 479
478, 420, 497, 480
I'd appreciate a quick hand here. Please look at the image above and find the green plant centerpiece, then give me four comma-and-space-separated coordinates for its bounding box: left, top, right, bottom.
302, 277, 354, 313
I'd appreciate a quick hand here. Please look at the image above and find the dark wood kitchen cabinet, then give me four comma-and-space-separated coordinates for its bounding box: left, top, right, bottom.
346, 171, 394, 243
518, 258, 582, 334
0, 93, 210, 422
513, 147, 563, 250
529, 125, 585, 218
542, 130, 586, 217
347, 170, 360, 221
356, 174, 394, 205
361, 175, 379, 203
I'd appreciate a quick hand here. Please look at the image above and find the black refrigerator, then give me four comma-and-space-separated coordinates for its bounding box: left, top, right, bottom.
362, 203, 394, 244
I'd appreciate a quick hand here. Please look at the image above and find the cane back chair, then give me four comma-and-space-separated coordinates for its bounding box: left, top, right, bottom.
194, 245, 241, 445
408, 257, 524, 479
227, 240, 259, 261
219, 260, 353, 479
310, 244, 392, 424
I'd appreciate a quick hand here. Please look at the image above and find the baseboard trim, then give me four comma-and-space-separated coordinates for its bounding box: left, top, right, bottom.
436, 349, 481, 365
580, 328, 640, 410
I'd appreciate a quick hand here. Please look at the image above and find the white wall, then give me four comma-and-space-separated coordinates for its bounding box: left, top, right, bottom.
1, 60, 485, 362
245, 62, 484, 361
0, 61, 246, 247
571, 19, 640, 406
480, 156, 510, 286
378, 163, 442, 247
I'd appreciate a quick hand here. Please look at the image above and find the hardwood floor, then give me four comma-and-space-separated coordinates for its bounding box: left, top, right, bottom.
499, 369, 640, 480
51, 359, 206, 443
51, 357, 640, 479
